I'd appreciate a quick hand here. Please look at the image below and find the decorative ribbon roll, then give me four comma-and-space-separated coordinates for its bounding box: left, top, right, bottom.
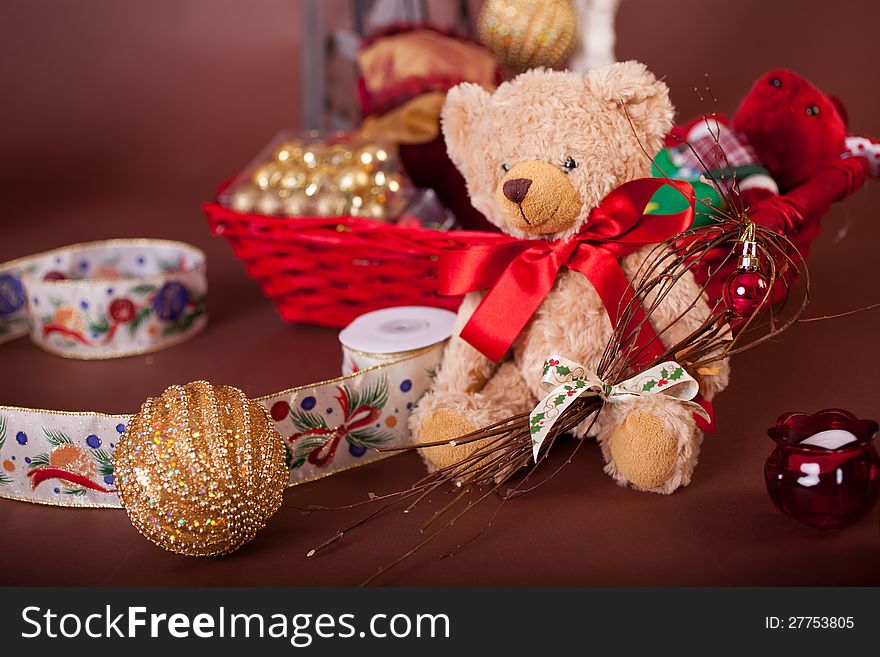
0, 337, 444, 508
338, 306, 456, 375
529, 355, 710, 460
0, 239, 207, 359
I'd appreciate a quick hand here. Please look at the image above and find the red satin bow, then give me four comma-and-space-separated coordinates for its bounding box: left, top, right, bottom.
439, 177, 695, 364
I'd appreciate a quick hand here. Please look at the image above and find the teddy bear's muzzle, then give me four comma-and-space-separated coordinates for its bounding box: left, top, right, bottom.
495, 160, 583, 235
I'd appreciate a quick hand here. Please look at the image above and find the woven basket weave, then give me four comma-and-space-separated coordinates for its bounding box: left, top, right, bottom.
204, 202, 500, 327
206, 156, 870, 328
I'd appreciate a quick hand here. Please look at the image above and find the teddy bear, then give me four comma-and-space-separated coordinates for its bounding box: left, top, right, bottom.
407, 62, 731, 495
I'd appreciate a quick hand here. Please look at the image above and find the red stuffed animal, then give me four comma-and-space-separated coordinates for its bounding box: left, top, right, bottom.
677, 69, 879, 306
734, 69, 880, 187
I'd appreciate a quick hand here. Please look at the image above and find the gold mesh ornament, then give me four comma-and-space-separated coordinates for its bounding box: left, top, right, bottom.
115, 381, 288, 556
478, 0, 578, 71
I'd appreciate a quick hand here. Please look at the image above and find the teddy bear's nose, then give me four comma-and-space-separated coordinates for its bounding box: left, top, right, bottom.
502, 178, 532, 204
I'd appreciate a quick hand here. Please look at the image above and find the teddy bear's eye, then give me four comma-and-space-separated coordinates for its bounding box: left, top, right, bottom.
501, 163, 510, 172
562, 156, 578, 172
806, 104, 820, 117
769, 77, 782, 88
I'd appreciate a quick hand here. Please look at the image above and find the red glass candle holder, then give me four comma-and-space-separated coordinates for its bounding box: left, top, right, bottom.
765, 409, 880, 529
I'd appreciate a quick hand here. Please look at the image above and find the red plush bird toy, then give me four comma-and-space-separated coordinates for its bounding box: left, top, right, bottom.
733, 69, 880, 189
671, 69, 879, 307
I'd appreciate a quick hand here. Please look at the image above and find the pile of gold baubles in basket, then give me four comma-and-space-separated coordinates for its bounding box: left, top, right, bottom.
227, 138, 411, 221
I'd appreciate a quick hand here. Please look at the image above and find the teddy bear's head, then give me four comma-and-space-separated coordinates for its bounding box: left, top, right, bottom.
441, 61, 673, 240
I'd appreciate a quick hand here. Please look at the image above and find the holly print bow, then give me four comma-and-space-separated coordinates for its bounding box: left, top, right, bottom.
529, 356, 709, 461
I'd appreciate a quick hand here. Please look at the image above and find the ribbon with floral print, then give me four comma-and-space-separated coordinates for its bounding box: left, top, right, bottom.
529, 355, 710, 461
0, 342, 444, 508
0, 239, 207, 359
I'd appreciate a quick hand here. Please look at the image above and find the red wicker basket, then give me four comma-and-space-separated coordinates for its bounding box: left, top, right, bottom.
205, 153, 871, 328
204, 201, 500, 327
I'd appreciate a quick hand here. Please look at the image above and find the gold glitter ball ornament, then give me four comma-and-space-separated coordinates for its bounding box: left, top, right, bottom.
115, 381, 288, 557
478, 0, 577, 71
335, 166, 371, 194
326, 144, 354, 167
279, 166, 307, 191
280, 190, 311, 216
254, 190, 282, 216
274, 140, 303, 164
252, 162, 284, 190
301, 142, 325, 168
313, 189, 347, 216
229, 183, 259, 213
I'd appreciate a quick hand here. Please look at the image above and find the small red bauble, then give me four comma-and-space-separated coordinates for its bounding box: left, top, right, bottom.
43, 271, 66, 281
723, 270, 769, 317
109, 298, 136, 322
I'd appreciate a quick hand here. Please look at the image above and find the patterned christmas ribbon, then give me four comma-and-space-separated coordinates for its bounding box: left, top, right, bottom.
529, 356, 710, 461
0, 343, 443, 508
0, 239, 207, 359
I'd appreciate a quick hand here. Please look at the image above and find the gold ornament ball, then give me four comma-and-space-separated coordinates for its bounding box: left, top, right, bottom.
383, 173, 410, 216
255, 190, 282, 216
326, 144, 353, 167
229, 183, 259, 213
385, 171, 407, 195
335, 166, 371, 194
301, 142, 325, 168
359, 198, 388, 222
303, 168, 332, 199
313, 190, 347, 217
345, 194, 366, 216
355, 144, 392, 170
114, 381, 288, 556
478, 0, 577, 71
252, 162, 283, 190
279, 166, 307, 191
280, 190, 311, 217
275, 140, 303, 164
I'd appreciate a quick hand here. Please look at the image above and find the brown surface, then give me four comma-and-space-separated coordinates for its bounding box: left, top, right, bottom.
1, 0, 879, 586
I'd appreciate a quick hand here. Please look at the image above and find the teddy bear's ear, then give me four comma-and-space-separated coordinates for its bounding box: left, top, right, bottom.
588, 60, 673, 152
586, 60, 665, 107
588, 60, 669, 108
441, 83, 492, 163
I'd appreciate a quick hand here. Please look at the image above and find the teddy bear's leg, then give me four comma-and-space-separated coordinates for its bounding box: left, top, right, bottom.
591, 393, 703, 494
410, 361, 535, 474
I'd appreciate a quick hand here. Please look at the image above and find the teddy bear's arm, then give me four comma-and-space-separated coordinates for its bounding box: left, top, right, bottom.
620, 246, 730, 401
431, 291, 502, 394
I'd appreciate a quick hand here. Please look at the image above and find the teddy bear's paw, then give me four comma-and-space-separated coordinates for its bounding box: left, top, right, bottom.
607, 411, 680, 492
415, 409, 491, 474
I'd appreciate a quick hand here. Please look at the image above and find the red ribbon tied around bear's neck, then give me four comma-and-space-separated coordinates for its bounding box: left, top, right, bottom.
438, 177, 695, 364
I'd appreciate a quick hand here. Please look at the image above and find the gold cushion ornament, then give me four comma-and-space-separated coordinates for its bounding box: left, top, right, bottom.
115, 381, 288, 556
478, 0, 578, 71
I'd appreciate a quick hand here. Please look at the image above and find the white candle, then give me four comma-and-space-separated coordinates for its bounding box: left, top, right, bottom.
800, 429, 858, 450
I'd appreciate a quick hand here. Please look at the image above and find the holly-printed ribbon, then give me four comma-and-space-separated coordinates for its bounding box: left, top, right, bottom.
529, 356, 709, 461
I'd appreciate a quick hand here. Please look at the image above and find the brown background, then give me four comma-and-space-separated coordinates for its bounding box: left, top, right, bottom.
1, 0, 878, 585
